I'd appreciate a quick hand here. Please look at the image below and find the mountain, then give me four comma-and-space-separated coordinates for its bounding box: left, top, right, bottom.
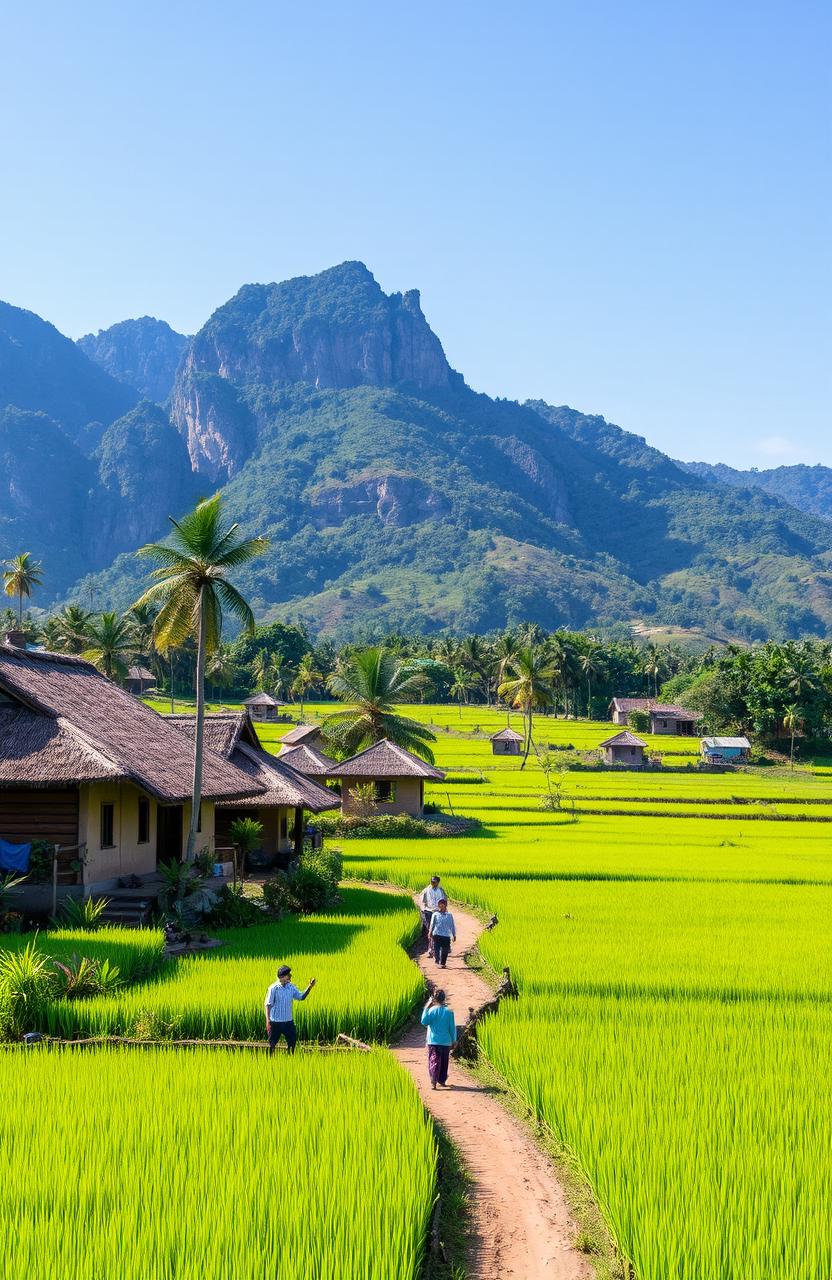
78, 317, 189, 404
680, 460, 832, 524
0, 301, 138, 452
3, 264, 832, 642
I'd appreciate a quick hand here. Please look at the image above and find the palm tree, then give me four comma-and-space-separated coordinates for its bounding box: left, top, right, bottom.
251, 650, 272, 693
2, 553, 43, 626
52, 604, 94, 654
82, 612, 137, 682
269, 655, 294, 701
449, 667, 475, 718
133, 495, 268, 863
784, 704, 800, 770
498, 646, 555, 769
206, 645, 238, 701
493, 632, 520, 707
322, 647, 437, 761
579, 640, 606, 719
292, 653, 322, 718
643, 643, 663, 699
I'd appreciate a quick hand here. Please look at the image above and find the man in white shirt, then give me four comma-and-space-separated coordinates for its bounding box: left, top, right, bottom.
421, 875, 444, 954
428, 898, 456, 969
264, 964, 316, 1055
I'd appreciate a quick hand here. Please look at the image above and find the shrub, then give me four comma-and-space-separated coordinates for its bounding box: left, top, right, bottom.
628, 709, 651, 733
0, 941, 53, 1039
204, 884, 266, 928
60, 895, 109, 930
262, 871, 294, 916
262, 848, 343, 915
316, 812, 442, 838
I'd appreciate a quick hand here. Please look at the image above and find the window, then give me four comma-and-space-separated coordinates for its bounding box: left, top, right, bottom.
137, 797, 150, 845
100, 803, 115, 849
374, 780, 395, 803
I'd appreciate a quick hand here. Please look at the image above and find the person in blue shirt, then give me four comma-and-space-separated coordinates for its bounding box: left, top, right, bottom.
420, 989, 457, 1089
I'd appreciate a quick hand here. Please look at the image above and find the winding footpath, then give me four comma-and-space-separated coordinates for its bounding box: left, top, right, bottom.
390, 893, 592, 1280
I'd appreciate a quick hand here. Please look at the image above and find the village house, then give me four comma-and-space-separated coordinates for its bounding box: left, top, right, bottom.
490, 727, 523, 756
277, 740, 339, 780
700, 736, 752, 764
609, 697, 701, 736
599, 730, 648, 768
0, 638, 265, 901
124, 665, 156, 696
328, 739, 445, 817
243, 692, 282, 722
280, 723, 323, 748
167, 713, 337, 859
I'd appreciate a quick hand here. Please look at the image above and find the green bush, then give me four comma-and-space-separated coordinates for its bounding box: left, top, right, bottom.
628, 709, 651, 733
204, 885, 266, 928
262, 871, 294, 916
262, 848, 343, 916
315, 811, 443, 838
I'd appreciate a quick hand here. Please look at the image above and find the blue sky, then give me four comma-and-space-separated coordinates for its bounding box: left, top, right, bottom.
0, 1, 828, 467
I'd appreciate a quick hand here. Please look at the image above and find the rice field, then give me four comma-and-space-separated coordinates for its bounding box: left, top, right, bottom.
42, 886, 422, 1042
333, 703, 832, 1278
0, 1046, 436, 1279
2, 925, 165, 981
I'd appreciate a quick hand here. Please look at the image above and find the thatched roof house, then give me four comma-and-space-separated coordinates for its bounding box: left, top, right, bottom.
599, 730, 647, 767
329, 739, 445, 817
167, 712, 337, 857
0, 638, 264, 892
243, 692, 282, 722
277, 741, 339, 779
490, 726, 523, 755
125, 665, 156, 695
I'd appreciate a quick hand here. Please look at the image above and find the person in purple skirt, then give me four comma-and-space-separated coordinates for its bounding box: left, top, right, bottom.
420, 989, 457, 1089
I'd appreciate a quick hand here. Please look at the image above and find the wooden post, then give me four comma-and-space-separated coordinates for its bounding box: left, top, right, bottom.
52, 845, 59, 918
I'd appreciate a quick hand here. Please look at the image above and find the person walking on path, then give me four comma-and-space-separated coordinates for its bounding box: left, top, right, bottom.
428, 898, 456, 969
264, 964, 316, 1055
421, 989, 457, 1089
421, 875, 445, 955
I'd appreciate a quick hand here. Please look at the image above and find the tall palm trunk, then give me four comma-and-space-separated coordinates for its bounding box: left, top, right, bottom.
186, 592, 206, 863
17, 589, 22, 627
521, 702, 533, 770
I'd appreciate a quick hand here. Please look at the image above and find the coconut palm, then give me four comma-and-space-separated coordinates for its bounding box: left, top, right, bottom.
498, 646, 555, 769
133, 495, 268, 862
82, 612, 137, 682
449, 667, 476, 718
579, 640, 607, 719
784, 704, 800, 770
251, 650, 272, 693
322, 647, 437, 761
52, 604, 94, 654
206, 645, 238, 701
292, 653, 322, 718
2, 553, 43, 626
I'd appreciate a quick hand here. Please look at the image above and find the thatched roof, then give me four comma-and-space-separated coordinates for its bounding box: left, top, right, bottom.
599, 730, 647, 748
127, 666, 155, 682
166, 712, 337, 813
280, 723, 321, 746
0, 645, 263, 803
332, 739, 445, 780
277, 742, 338, 778
491, 727, 523, 741
244, 692, 280, 707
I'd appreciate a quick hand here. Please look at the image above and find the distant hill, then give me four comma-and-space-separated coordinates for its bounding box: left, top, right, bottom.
680, 460, 832, 524
2, 264, 832, 641
78, 316, 189, 404
0, 300, 137, 452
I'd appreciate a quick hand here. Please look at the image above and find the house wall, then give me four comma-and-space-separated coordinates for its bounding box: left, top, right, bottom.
78, 781, 158, 885
215, 805, 295, 859
611, 706, 629, 725
340, 777, 424, 817
492, 740, 521, 755
0, 788, 79, 845
181, 799, 215, 858
603, 746, 645, 767
651, 715, 695, 735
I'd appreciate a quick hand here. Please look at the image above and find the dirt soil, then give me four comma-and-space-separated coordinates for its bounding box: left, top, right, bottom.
391, 894, 592, 1280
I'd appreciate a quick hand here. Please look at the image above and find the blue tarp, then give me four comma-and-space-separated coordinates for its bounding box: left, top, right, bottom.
0, 839, 31, 872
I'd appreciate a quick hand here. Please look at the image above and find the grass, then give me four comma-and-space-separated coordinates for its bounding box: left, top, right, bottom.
1, 925, 165, 982
0, 1045, 436, 1280
41, 887, 423, 1042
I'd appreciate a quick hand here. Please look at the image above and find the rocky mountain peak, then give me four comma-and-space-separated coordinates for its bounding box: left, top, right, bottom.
170, 262, 461, 480
77, 316, 189, 404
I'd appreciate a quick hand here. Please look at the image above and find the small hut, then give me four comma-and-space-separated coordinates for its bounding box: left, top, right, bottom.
243, 693, 281, 723
490, 727, 523, 756
328, 739, 445, 817
701, 736, 751, 764
125, 666, 156, 696
278, 741, 338, 779
609, 698, 700, 736
599, 730, 647, 768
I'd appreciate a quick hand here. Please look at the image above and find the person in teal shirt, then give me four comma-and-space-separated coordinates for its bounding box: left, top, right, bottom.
420, 989, 457, 1089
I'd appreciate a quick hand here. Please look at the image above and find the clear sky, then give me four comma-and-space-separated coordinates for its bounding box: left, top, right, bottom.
0, 1, 828, 467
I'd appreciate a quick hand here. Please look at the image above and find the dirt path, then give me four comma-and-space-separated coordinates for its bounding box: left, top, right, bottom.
391, 894, 592, 1280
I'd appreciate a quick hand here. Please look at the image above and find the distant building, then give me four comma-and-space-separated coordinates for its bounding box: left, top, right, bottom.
280, 723, 322, 747
609, 697, 701, 736
277, 741, 338, 779
243, 693, 281, 723
599, 730, 647, 768
490, 727, 523, 756
327, 739, 445, 817
701, 736, 751, 764
125, 665, 156, 696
